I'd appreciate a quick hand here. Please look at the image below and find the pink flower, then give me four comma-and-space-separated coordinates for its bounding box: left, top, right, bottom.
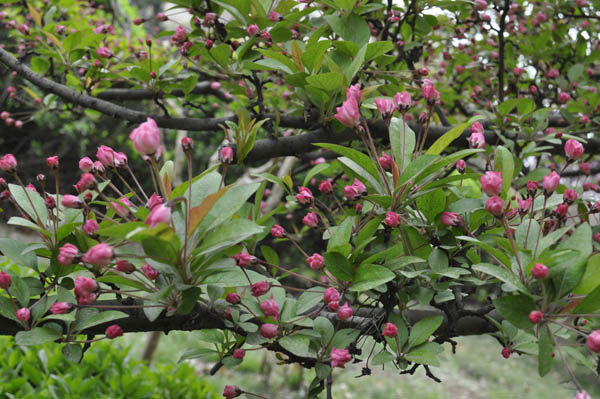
517, 198, 531, 214
558, 92, 570, 104
575, 391, 592, 399
96, 46, 113, 58
586, 330, 600, 353
233, 348, 245, 360
330, 347, 352, 368
0, 111, 9, 120
223, 385, 242, 399
0, 154, 17, 172
0, 271, 11, 289
318, 179, 333, 193
480, 171, 503, 196
270, 224, 285, 238
77, 173, 97, 190
526, 181, 538, 196
351, 178, 366, 194
93, 161, 105, 173
564, 139, 584, 160
260, 323, 278, 338
302, 212, 318, 227
306, 253, 324, 270
378, 152, 393, 170
115, 260, 135, 273
220, 147, 234, 164
563, 189, 578, 204
105, 324, 123, 339
260, 295, 280, 320
58, 243, 80, 266
171, 26, 187, 44
226, 293, 241, 304
456, 159, 466, 173
251, 281, 270, 297
531, 263, 549, 279
16, 308, 30, 322
579, 162, 591, 175
129, 118, 161, 156
268, 11, 281, 22
542, 171, 560, 194
328, 301, 339, 311
246, 24, 260, 36
334, 97, 360, 128
145, 203, 172, 228
145, 193, 163, 210
96, 145, 117, 167
346, 84, 362, 104
324, 287, 340, 304
142, 263, 159, 280
181, 137, 193, 151
486, 195, 505, 217
382, 322, 398, 337
374, 98, 395, 116
232, 252, 256, 267
79, 157, 94, 172
46, 156, 59, 169
50, 302, 72, 315
384, 211, 401, 227
337, 301, 353, 320
467, 132, 485, 149
343, 185, 360, 201
474, 0, 487, 10
17, 23, 30, 35
422, 83, 440, 105
83, 243, 114, 266
470, 122, 484, 135
501, 347, 511, 359
393, 91, 412, 111
529, 310, 543, 324
296, 186, 314, 204
441, 211, 461, 226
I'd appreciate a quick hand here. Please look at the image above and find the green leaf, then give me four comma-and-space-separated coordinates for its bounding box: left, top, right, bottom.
345, 43, 367, 81
538, 326, 554, 377
303, 163, 330, 187
416, 189, 445, 222
71, 310, 128, 333
197, 219, 263, 256
350, 264, 395, 292
197, 183, 261, 233
210, 43, 231, 67
259, 49, 298, 73
297, 288, 325, 314
279, 335, 312, 358
494, 145, 514, 198
572, 284, 600, 314
306, 72, 343, 92
405, 343, 441, 366
201, 268, 266, 287
428, 247, 448, 272
30, 56, 50, 74
493, 295, 536, 329
553, 223, 592, 297
15, 327, 61, 346
324, 252, 354, 282
472, 263, 530, 296
389, 117, 416, 171
7, 217, 51, 237
426, 115, 484, 155
314, 316, 334, 345
9, 275, 30, 308
326, 217, 353, 251
371, 351, 395, 365
314, 143, 378, 180
301, 40, 331, 72
0, 296, 17, 321
515, 219, 539, 251
178, 287, 201, 315
408, 315, 443, 349
365, 41, 394, 61
0, 238, 38, 270
142, 236, 178, 263
8, 184, 47, 226
573, 253, 600, 295
457, 236, 511, 267
324, 13, 370, 48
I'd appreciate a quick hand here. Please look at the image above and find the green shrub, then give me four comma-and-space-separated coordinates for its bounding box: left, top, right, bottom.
0, 337, 219, 399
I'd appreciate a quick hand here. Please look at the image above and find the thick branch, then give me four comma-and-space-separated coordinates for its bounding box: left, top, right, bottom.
95, 82, 232, 103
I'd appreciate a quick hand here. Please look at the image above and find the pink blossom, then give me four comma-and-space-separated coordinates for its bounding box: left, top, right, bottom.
337, 301, 353, 320
270, 224, 285, 238
145, 203, 172, 228
586, 330, 600, 352
226, 293, 241, 304
251, 281, 270, 297
96, 145, 117, 167
480, 171, 503, 196
115, 260, 135, 273
268, 11, 281, 22
343, 185, 360, 201
141, 263, 159, 280
0, 154, 17, 172
324, 287, 340, 304
171, 26, 187, 44
83, 243, 114, 266
79, 157, 94, 172
474, 0, 487, 10
246, 24, 260, 36
129, 118, 161, 156
62, 195, 83, 209
563, 189, 578, 204
378, 152, 393, 170
16, 307, 30, 322
58, 243, 80, 266
96, 46, 113, 58
382, 322, 398, 337
302, 212, 318, 227
334, 97, 360, 128
374, 98, 395, 116
529, 310, 543, 324
318, 179, 333, 193
330, 347, 352, 368
233, 348, 245, 360
296, 186, 314, 204
74, 276, 98, 297
260, 323, 278, 338
531, 263, 549, 279
575, 391, 592, 399
232, 252, 257, 267
346, 84, 362, 104
542, 171, 560, 194
384, 211, 401, 227
0, 272, 11, 289
579, 162, 591, 175
456, 159, 466, 173
468, 132, 485, 149
486, 195, 505, 217
558, 92, 570, 104
306, 253, 324, 270
564, 139, 584, 160
393, 91, 412, 111
105, 324, 123, 339
517, 198, 532, 214
146, 193, 163, 210
260, 295, 280, 320
352, 178, 366, 194
50, 302, 72, 314
422, 83, 440, 105
220, 147, 234, 163
441, 211, 461, 226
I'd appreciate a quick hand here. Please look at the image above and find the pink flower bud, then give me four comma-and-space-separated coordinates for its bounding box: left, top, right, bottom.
558, 92, 570, 104
378, 152, 393, 170
306, 253, 324, 270
528, 310, 543, 324
133, 18, 144, 25
563, 189, 578, 204
223, 385, 242, 399
441, 211, 461, 226
96, 46, 113, 58
220, 147, 234, 164
16, 307, 30, 322
0, 271, 11, 289
302, 212, 319, 227
517, 198, 531, 215
46, 156, 59, 169
233, 348, 245, 360
17, 23, 30, 35
268, 11, 281, 22
422, 83, 440, 105
145, 192, 163, 211
586, 330, 600, 353
542, 171, 560, 194
232, 252, 256, 267
156, 12, 167, 21
346, 84, 362, 104
181, 137, 193, 151
337, 301, 353, 320
382, 322, 398, 337
501, 347, 511, 359
456, 159, 466, 173
529, 85, 538, 95
246, 24, 260, 36
531, 263, 549, 279
324, 287, 340, 305
82, 243, 114, 266
171, 26, 187, 44
96, 145, 117, 167
343, 185, 360, 201
526, 181, 538, 196
129, 118, 161, 156
115, 260, 135, 274
260, 295, 280, 320
486, 195, 505, 217
141, 263, 159, 280
468, 132, 485, 149
480, 171, 503, 196
374, 98, 395, 116
318, 179, 333, 193
564, 139, 584, 160
58, 243, 80, 266
393, 91, 412, 111
260, 323, 278, 338
270, 224, 285, 238
78, 157, 94, 173
296, 186, 313, 204
334, 97, 360, 128
0, 112, 9, 120
575, 391, 592, 399
251, 281, 270, 297
384, 211, 401, 227
226, 293, 241, 304
474, 0, 487, 10
144, 203, 172, 228
330, 347, 352, 368
50, 302, 72, 314
45, 196, 56, 209
105, 324, 123, 339
0, 154, 17, 172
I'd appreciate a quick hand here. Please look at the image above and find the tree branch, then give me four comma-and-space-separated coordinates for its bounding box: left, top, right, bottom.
95, 82, 232, 103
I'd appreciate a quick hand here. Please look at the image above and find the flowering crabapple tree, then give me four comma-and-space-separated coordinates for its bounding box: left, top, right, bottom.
1, 0, 600, 398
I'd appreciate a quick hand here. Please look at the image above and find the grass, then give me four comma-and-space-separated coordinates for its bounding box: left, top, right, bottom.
120, 332, 600, 398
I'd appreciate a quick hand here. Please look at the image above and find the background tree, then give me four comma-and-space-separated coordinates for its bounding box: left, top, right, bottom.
0, 0, 600, 398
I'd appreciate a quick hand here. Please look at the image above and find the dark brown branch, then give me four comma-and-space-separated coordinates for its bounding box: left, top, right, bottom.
95, 82, 232, 103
